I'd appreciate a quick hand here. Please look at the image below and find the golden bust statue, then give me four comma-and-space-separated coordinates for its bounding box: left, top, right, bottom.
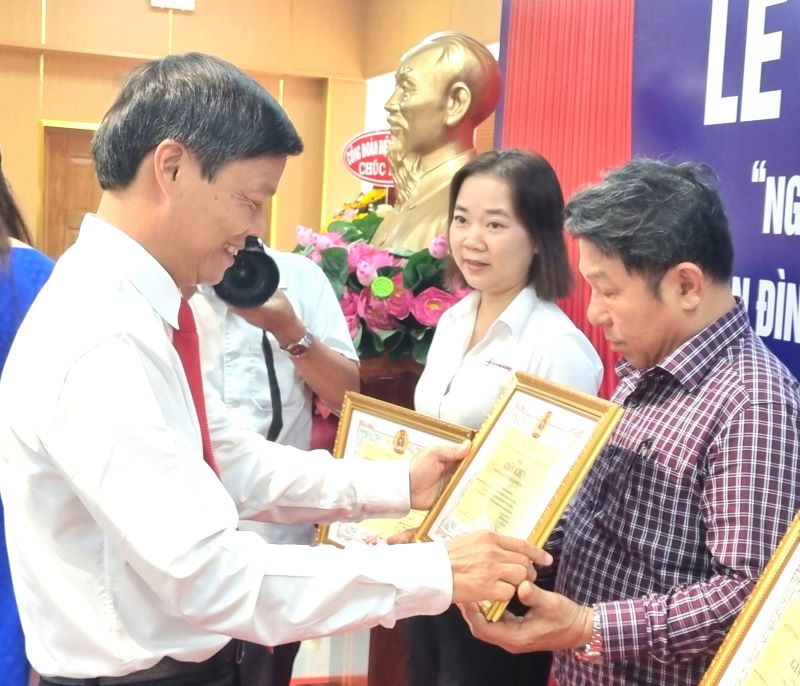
370, 32, 501, 251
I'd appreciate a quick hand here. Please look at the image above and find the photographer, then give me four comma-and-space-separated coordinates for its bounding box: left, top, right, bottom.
191, 242, 359, 686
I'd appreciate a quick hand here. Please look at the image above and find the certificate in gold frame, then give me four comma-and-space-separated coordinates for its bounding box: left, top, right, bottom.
317, 391, 474, 548
699, 509, 800, 686
415, 371, 623, 621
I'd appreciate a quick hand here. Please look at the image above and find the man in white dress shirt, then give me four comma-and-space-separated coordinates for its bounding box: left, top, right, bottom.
0, 53, 546, 686
190, 248, 360, 686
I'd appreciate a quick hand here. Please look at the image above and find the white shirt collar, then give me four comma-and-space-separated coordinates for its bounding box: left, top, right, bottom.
495, 286, 541, 336
448, 285, 541, 339
77, 214, 182, 329
264, 245, 288, 290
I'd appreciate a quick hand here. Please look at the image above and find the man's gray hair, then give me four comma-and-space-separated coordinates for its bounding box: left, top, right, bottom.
565, 158, 734, 291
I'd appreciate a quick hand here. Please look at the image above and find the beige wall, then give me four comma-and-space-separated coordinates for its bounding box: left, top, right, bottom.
364, 0, 502, 77
0, 0, 501, 249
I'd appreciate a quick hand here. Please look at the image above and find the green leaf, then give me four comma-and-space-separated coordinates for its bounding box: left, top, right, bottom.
386, 332, 415, 361
405, 247, 434, 266
384, 329, 407, 353
337, 225, 366, 243
364, 328, 402, 355
352, 212, 383, 242
319, 247, 349, 299
409, 326, 431, 341
374, 328, 403, 344
388, 247, 415, 259
327, 220, 357, 235
351, 322, 363, 349
403, 249, 444, 290
327, 279, 344, 301
376, 265, 402, 279
411, 329, 435, 364
367, 330, 385, 354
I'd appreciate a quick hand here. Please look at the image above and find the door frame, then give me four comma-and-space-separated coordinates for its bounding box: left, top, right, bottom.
39, 119, 99, 255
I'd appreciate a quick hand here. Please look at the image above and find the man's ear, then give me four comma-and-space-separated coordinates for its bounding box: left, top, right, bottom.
152, 139, 186, 195
671, 262, 704, 311
446, 82, 472, 127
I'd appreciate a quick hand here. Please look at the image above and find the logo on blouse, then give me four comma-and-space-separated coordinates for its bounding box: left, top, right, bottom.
485, 358, 512, 371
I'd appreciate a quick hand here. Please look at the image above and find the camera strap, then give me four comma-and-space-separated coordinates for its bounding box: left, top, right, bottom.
260, 332, 283, 442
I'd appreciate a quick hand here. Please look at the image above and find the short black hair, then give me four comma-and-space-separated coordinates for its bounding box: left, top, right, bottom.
92, 52, 303, 190
448, 149, 572, 301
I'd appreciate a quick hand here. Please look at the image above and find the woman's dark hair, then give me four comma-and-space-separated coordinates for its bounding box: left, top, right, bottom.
447, 149, 572, 301
0, 150, 33, 256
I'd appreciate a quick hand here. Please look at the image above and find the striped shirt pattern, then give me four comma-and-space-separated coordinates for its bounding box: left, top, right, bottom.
551, 302, 800, 685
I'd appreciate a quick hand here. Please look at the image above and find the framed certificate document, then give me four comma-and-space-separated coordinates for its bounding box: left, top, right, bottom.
699, 510, 800, 686
317, 391, 474, 548
415, 371, 623, 621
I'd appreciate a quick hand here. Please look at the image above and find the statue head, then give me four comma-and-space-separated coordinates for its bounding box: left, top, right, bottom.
385, 33, 501, 206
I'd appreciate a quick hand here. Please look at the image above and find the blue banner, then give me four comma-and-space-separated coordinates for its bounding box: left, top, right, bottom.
633, 0, 800, 377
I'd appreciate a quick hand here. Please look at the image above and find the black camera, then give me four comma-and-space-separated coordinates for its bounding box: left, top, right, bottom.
213, 236, 280, 308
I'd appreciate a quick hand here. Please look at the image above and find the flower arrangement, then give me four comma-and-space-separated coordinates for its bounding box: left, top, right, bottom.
294, 189, 469, 364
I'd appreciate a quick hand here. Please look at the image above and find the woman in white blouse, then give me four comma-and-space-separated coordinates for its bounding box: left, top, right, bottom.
408, 149, 603, 686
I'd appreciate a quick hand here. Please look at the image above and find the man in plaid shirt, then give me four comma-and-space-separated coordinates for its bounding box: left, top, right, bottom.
460, 158, 800, 685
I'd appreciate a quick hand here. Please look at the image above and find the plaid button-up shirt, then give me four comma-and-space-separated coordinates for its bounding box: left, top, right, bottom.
550, 302, 800, 685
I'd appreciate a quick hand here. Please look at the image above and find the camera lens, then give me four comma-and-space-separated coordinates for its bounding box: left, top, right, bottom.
213, 236, 280, 308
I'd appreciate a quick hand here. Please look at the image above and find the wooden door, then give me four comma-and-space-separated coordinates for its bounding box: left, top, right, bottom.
43, 127, 103, 260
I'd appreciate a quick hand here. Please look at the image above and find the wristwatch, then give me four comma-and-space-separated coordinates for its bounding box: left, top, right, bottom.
574, 604, 604, 664
280, 328, 314, 358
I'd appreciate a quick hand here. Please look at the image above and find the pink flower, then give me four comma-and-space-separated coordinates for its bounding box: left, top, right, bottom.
385, 274, 412, 319
371, 251, 398, 270
411, 287, 459, 327
357, 290, 397, 331
307, 250, 322, 264
313, 233, 334, 250
295, 225, 314, 246
345, 313, 360, 341
311, 232, 347, 250
340, 287, 358, 318
347, 242, 373, 272
323, 232, 348, 248
386, 287, 413, 319
347, 242, 395, 274
428, 235, 449, 259
356, 260, 378, 286
314, 395, 332, 420
311, 231, 347, 249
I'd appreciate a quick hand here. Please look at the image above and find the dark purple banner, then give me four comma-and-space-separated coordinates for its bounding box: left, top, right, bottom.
633, 0, 800, 378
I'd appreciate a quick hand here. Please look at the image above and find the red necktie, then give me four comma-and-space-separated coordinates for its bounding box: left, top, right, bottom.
172, 299, 221, 479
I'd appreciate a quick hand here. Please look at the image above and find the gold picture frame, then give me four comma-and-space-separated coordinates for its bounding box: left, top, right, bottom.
415, 371, 624, 621
699, 509, 800, 685
317, 391, 475, 548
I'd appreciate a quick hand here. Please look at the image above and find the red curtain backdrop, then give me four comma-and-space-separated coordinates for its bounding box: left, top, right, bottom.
500, 0, 635, 399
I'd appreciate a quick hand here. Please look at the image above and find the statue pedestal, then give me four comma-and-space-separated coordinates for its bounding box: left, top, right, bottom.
359, 354, 423, 686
